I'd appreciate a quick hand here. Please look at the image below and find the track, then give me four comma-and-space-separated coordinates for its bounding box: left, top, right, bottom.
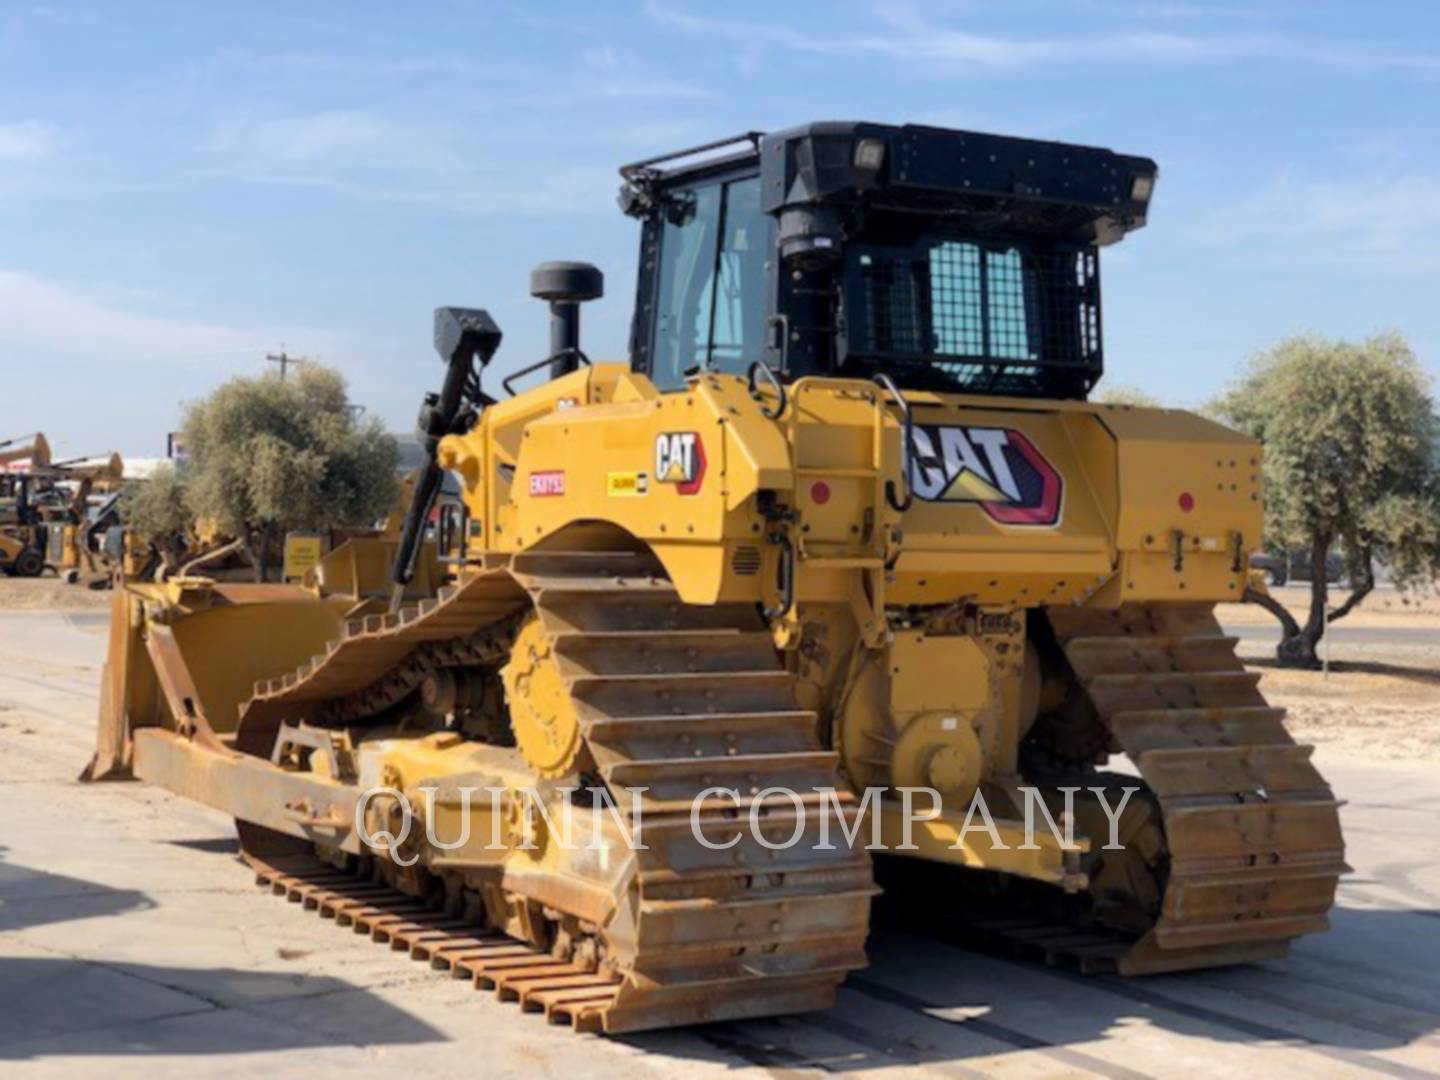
244, 852, 625, 1024
234, 577, 1343, 1031
239, 549, 875, 1033
1046, 602, 1349, 973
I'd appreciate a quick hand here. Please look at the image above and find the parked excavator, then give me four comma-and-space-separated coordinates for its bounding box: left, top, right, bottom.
87, 122, 1345, 1033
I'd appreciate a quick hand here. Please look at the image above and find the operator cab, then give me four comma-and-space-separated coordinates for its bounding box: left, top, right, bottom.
619, 122, 1157, 400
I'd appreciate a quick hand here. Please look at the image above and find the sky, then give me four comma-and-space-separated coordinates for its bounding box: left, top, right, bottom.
2, 0, 1439, 459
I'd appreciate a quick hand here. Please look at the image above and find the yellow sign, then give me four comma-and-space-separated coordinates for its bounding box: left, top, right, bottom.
283, 532, 323, 582
606, 470, 648, 497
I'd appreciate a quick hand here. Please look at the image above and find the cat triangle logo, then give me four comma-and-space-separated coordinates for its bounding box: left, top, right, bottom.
910, 424, 1064, 527
654, 432, 705, 495
941, 467, 1010, 504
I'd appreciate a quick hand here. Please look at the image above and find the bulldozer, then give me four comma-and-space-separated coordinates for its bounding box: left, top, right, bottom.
87, 122, 1346, 1033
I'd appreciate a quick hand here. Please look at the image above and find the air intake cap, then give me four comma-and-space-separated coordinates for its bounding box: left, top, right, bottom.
530, 261, 604, 304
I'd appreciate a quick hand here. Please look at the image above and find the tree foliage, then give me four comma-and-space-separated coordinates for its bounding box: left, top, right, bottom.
121, 464, 189, 542
181, 365, 398, 578
1210, 332, 1440, 665
1094, 384, 1162, 408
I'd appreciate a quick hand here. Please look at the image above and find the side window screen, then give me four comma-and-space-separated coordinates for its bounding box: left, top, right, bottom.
649, 175, 772, 390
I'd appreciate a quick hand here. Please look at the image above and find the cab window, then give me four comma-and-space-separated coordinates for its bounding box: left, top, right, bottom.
649, 174, 771, 390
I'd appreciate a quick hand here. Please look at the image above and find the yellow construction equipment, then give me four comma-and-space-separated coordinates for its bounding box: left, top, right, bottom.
1, 434, 127, 581
1, 433, 53, 577
87, 123, 1345, 1033
48, 452, 126, 585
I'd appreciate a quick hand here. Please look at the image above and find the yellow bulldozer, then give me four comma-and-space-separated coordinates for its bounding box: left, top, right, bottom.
86, 122, 1345, 1033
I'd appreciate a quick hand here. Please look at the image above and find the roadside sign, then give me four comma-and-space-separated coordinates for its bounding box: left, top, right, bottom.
283, 532, 323, 582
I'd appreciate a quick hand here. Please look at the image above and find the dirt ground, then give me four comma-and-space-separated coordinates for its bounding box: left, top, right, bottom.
1216, 584, 1440, 763
1244, 658, 1440, 763
1, 577, 1434, 760
0, 576, 113, 610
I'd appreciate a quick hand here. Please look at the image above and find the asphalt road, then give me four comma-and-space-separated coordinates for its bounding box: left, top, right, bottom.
1225, 622, 1439, 646
2, 610, 1438, 1079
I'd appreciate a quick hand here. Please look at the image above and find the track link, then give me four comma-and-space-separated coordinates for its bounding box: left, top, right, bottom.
245, 853, 623, 1029
1047, 602, 1348, 974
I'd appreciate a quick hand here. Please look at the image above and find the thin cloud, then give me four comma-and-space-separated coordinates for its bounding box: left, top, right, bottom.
200, 108, 626, 216
0, 120, 56, 160
644, 0, 1440, 74
1191, 172, 1440, 272
0, 268, 340, 370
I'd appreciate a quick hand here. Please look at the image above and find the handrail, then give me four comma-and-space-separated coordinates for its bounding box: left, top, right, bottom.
871, 373, 914, 512
748, 359, 788, 420
501, 348, 592, 397
763, 531, 795, 620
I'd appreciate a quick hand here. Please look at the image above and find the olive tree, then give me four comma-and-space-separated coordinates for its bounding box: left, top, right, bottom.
181, 364, 398, 580
1211, 333, 1440, 667
120, 464, 190, 571
1094, 384, 1161, 407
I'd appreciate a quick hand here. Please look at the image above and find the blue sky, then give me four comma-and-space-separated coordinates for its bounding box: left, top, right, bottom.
2, 0, 1438, 457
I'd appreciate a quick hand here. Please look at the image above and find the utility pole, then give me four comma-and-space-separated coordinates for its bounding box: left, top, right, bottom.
265, 349, 308, 380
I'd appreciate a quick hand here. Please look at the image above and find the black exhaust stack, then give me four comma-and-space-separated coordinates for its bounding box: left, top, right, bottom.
530, 261, 603, 379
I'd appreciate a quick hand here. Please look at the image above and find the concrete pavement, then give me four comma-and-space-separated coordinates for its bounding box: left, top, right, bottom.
2, 609, 1438, 1078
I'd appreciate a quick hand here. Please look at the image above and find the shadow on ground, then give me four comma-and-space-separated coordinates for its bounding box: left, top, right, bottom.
0, 848, 445, 1058
620, 910, 1440, 1075
164, 836, 242, 855
0, 844, 153, 933
0, 956, 446, 1058
1244, 655, 1440, 684
5, 842, 1437, 1071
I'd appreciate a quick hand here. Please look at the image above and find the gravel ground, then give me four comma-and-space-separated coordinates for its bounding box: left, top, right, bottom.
0, 577, 112, 610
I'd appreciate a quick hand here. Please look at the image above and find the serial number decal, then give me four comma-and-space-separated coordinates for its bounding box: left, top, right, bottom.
529, 470, 566, 497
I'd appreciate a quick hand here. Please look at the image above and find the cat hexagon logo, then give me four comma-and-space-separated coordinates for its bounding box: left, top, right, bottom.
909, 425, 1063, 526
654, 431, 705, 495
